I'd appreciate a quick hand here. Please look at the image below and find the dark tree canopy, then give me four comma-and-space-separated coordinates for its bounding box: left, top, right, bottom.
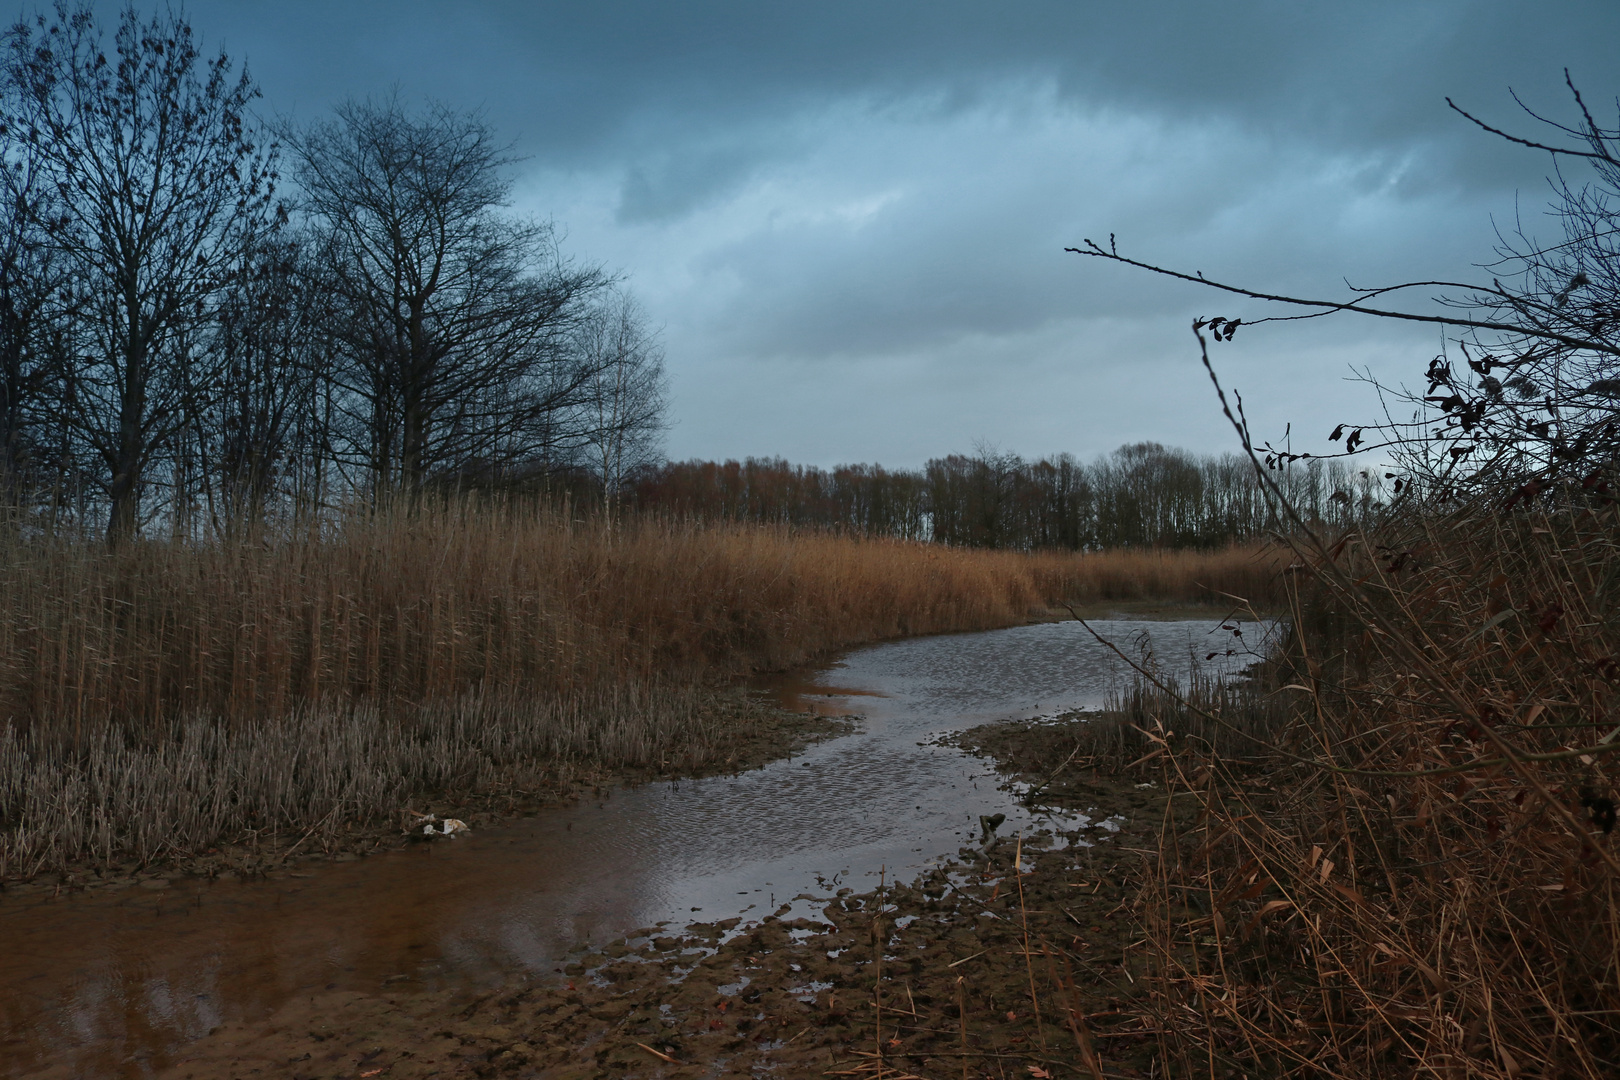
0, 5, 667, 540
287, 95, 610, 498
1, 1, 277, 541
629, 442, 1376, 550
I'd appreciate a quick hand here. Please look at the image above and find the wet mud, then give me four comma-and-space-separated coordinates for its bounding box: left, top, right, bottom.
147, 726, 1170, 1080
1, 693, 846, 900
0, 698, 852, 1079
3, 618, 1253, 1078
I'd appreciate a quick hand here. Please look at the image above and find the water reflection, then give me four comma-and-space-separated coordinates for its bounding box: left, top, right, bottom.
0, 616, 1267, 1077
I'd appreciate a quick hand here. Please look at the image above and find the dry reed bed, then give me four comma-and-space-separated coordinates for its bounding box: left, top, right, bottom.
1124, 498, 1620, 1078
1072, 667, 1294, 766
0, 684, 718, 878
0, 510, 1284, 728
1027, 542, 1286, 610
0, 509, 1282, 878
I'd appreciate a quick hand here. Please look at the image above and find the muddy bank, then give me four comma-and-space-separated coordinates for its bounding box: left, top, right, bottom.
0, 691, 850, 900
4, 617, 1254, 1078
145, 715, 1171, 1080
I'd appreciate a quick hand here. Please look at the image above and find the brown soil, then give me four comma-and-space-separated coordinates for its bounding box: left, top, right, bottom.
146, 715, 1170, 1080
0, 692, 853, 900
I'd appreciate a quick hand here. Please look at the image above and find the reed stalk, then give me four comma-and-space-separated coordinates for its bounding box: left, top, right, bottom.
1127, 494, 1620, 1076
0, 504, 1284, 879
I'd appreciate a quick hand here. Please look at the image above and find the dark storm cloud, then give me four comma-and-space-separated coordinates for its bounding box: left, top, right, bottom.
21, 1, 1620, 464
164, 1, 1619, 185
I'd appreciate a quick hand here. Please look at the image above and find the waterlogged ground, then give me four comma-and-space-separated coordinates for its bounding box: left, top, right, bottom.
157, 773, 1170, 1080
0, 614, 1269, 1078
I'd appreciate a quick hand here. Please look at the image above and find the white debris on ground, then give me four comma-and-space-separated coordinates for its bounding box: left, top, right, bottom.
405, 810, 471, 838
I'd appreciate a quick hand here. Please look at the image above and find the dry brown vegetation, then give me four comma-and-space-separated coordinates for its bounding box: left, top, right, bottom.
1079, 494, 1620, 1078
0, 505, 1284, 879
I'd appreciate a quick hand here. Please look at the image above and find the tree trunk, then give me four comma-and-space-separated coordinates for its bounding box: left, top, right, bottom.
108, 362, 146, 544
108, 295, 147, 546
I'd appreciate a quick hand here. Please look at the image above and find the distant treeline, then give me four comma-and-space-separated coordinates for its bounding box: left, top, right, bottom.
627, 442, 1381, 550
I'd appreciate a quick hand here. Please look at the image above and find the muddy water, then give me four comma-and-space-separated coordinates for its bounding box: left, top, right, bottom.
0, 616, 1265, 1077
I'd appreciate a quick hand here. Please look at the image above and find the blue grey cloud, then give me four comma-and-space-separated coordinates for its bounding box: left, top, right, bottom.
24, 1, 1620, 465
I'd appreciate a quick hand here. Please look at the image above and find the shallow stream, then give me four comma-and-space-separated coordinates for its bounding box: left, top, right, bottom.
0, 615, 1265, 1077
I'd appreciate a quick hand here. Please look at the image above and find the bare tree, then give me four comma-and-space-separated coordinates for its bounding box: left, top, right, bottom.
285, 94, 608, 499
573, 287, 666, 510
1, 3, 279, 542
178, 234, 328, 533
0, 98, 66, 504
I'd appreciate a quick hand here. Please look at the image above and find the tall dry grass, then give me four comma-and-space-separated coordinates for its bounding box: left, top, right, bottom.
0, 505, 1283, 877
1024, 542, 1287, 610
0, 508, 1284, 728
0, 685, 721, 878
1122, 494, 1620, 1078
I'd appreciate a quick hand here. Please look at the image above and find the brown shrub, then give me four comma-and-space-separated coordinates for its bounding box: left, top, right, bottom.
1133, 496, 1620, 1078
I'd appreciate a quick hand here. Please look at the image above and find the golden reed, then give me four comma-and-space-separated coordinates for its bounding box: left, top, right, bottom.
0, 506, 1284, 729
0, 504, 1284, 876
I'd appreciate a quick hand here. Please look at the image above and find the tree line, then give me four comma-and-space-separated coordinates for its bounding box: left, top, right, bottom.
628, 442, 1381, 550
0, 4, 666, 542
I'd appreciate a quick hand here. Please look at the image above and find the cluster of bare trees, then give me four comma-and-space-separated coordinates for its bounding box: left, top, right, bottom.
920, 442, 1368, 549
0, 4, 665, 542
630, 442, 1379, 549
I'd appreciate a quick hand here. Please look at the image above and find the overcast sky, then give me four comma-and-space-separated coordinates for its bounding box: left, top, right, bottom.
30, 2, 1620, 467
